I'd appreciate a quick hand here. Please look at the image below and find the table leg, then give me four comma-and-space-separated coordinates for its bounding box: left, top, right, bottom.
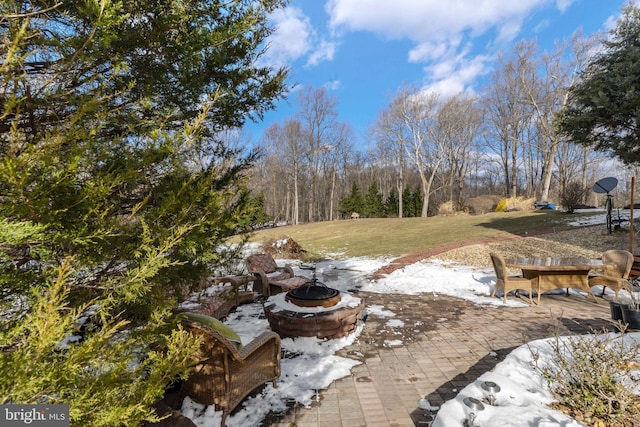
522, 269, 598, 304
522, 270, 541, 304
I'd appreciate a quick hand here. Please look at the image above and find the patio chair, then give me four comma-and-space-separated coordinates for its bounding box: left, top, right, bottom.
178, 314, 281, 425
630, 254, 640, 280
588, 249, 633, 300
246, 253, 308, 296
489, 252, 535, 304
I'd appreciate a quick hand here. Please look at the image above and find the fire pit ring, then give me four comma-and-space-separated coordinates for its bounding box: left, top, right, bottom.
263, 290, 365, 340
285, 284, 341, 308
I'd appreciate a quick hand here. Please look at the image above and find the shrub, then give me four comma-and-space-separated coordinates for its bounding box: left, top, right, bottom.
465, 195, 501, 215
495, 197, 536, 212
0, 261, 200, 427
495, 198, 508, 212
262, 237, 307, 259
560, 182, 589, 213
438, 201, 456, 215
520, 197, 537, 211
530, 328, 640, 426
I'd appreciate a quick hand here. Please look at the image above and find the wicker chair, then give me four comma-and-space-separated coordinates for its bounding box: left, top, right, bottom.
489, 252, 535, 304
179, 319, 281, 425
589, 249, 633, 300
246, 253, 308, 296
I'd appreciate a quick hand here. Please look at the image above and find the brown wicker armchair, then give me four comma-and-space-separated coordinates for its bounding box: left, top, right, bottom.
246, 253, 308, 296
589, 249, 633, 300
179, 318, 281, 425
490, 252, 536, 304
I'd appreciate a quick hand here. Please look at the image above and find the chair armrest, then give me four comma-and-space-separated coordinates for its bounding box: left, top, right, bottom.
235, 330, 281, 361
602, 263, 620, 277
276, 265, 294, 277
251, 271, 270, 295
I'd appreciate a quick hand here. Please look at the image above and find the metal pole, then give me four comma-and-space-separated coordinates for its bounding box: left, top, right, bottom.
630, 176, 635, 253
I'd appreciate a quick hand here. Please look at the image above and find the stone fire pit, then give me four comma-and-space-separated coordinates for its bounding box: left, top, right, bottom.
263, 284, 365, 340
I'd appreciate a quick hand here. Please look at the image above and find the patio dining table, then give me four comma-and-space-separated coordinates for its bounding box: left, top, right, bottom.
504, 257, 608, 304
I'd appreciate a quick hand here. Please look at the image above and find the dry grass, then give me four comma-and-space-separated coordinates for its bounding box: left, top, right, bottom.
247, 211, 635, 260
433, 226, 637, 271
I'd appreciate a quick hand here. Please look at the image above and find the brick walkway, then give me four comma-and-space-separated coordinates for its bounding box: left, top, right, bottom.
262, 291, 614, 427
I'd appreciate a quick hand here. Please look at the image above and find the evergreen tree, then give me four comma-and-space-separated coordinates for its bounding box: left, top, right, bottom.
0, 0, 288, 138
0, 1, 289, 425
402, 187, 414, 217
340, 182, 364, 217
244, 191, 273, 230
402, 186, 424, 217
363, 181, 384, 218
385, 190, 399, 217
558, 2, 640, 165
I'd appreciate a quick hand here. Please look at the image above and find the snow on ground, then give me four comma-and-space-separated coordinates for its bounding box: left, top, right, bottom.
568, 207, 634, 227
180, 209, 640, 426
432, 333, 640, 427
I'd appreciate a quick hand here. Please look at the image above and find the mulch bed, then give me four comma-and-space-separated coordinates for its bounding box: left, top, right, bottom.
370, 225, 600, 279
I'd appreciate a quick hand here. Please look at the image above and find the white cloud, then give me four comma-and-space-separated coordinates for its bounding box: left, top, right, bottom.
555, 0, 576, 13
323, 80, 342, 91
603, 14, 618, 32
533, 18, 551, 33
326, 0, 567, 96
408, 35, 462, 63
263, 7, 339, 68
307, 40, 337, 66
421, 53, 492, 99
496, 18, 525, 42
327, 0, 556, 42
263, 7, 313, 67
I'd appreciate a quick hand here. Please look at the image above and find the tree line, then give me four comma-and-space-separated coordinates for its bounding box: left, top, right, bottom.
252, 5, 640, 223
339, 181, 426, 219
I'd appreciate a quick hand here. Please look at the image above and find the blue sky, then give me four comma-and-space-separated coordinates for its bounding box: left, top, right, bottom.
243, 0, 633, 146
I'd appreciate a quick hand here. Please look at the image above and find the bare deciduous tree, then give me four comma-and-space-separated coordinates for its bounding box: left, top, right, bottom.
516, 32, 598, 201
391, 87, 445, 217
436, 94, 483, 209
484, 45, 536, 197
371, 101, 408, 217
296, 86, 342, 222
257, 119, 307, 225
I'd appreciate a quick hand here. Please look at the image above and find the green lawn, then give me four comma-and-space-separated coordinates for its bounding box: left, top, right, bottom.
247, 210, 595, 258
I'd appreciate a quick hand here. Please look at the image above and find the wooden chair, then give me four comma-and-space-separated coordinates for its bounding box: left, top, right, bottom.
589, 249, 633, 300
179, 318, 281, 425
629, 254, 640, 280
489, 252, 535, 304
246, 253, 308, 296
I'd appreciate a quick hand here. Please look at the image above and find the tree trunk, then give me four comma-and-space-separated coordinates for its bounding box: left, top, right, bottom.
293, 171, 299, 225
329, 168, 336, 221
510, 138, 518, 198
397, 166, 404, 218
539, 140, 556, 201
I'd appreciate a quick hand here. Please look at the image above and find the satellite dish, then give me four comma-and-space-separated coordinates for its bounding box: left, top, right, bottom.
592, 177, 618, 194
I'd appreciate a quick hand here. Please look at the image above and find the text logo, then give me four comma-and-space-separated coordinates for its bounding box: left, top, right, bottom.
1, 405, 69, 426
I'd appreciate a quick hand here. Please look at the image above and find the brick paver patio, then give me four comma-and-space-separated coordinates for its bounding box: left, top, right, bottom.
262, 291, 613, 426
